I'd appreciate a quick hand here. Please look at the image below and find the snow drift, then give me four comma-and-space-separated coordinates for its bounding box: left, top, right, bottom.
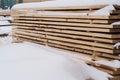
0, 42, 111, 80
12, 0, 120, 9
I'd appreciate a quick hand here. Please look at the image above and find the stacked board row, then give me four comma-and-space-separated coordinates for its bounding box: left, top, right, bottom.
12, 8, 120, 60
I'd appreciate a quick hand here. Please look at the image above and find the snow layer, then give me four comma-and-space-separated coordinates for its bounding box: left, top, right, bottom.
12, 0, 120, 9
112, 21, 120, 26
0, 36, 12, 45
0, 21, 11, 26
0, 26, 12, 34
0, 16, 13, 21
89, 5, 115, 16
0, 16, 6, 21
96, 60, 120, 68
0, 41, 111, 80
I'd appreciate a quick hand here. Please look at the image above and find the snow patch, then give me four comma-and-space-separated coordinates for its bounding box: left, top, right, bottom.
89, 5, 115, 16
12, 0, 120, 9
0, 36, 12, 46
113, 42, 120, 49
0, 42, 112, 80
0, 26, 12, 34
0, 21, 11, 26
112, 21, 120, 25
96, 60, 120, 68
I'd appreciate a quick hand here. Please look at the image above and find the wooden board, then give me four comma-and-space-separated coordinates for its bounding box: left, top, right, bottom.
47, 39, 120, 54
12, 26, 120, 44
13, 20, 120, 29
12, 12, 120, 19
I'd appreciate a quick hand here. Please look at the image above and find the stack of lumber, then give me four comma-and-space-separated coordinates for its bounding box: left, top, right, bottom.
12, 4, 120, 80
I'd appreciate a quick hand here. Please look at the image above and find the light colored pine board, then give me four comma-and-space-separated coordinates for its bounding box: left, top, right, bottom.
14, 30, 46, 38
13, 29, 46, 35
47, 39, 119, 54
13, 25, 120, 33
13, 28, 120, 43
13, 20, 115, 29
75, 48, 120, 60
14, 33, 46, 42
46, 35, 114, 49
13, 16, 117, 24
19, 37, 45, 45
12, 12, 120, 19
45, 28, 120, 39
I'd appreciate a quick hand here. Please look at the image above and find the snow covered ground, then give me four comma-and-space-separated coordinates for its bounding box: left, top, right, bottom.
0, 39, 112, 80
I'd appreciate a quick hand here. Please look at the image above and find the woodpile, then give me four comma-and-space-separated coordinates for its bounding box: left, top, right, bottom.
12, 4, 120, 80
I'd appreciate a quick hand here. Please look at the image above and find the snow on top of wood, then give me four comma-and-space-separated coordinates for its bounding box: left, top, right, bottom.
89, 5, 115, 16
0, 16, 13, 21
96, 60, 120, 68
0, 21, 11, 26
12, 0, 120, 9
0, 26, 12, 34
112, 21, 120, 25
0, 16, 6, 21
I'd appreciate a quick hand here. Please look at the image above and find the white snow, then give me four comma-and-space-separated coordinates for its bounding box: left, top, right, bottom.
0, 39, 112, 80
0, 16, 12, 34
0, 26, 12, 34
112, 21, 120, 26
12, 0, 120, 9
96, 60, 120, 68
0, 16, 6, 21
0, 16, 13, 21
4, 16, 13, 21
113, 42, 120, 50
0, 36, 12, 45
0, 21, 11, 26
89, 5, 115, 16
